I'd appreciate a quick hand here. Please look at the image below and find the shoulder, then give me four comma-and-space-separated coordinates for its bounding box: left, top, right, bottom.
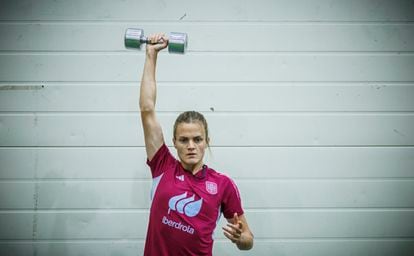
208, 168, 237, 187
147, 144, 176, 163
147, 144, 178, 177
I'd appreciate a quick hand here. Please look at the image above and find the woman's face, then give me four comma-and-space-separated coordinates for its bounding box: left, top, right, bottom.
173, 122, 209, 173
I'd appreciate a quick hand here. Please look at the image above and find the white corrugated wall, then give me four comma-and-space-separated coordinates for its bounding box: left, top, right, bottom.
1, 0, 414, 255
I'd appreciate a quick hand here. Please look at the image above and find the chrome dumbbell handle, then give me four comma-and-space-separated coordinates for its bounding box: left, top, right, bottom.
140, 37, 161, 44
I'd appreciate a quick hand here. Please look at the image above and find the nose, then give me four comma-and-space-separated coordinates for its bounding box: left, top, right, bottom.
188, 139, 195, 150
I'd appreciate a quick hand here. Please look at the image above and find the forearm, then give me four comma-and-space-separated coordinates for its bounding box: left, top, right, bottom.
139, 52, 158, 112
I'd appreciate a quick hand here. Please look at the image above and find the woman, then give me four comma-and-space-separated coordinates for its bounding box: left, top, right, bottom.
140, 33, 254, 256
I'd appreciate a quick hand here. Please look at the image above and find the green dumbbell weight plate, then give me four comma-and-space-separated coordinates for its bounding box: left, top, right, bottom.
125, 28, 144, 49
168, 32, 188, 54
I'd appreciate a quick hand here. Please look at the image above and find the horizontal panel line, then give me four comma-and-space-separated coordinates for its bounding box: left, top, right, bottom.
1, 178, 414, 182
2, 111, 414, 116
219, 236, 414, 240
1, 20, 414, 25
0, 179, 149, 183
1, 208, 413, 213
2, 112, 414, 116
235, 178, 414, 181
2, 80, 414, 84
1, 238, 414, 243
2, 51, 414, 56
0, 209, 149, 213
1, 145, 414, 149
1, 81, 414, 86
0, 239, 145, 243
216, 237, 414, 242
246, 208, 414, 212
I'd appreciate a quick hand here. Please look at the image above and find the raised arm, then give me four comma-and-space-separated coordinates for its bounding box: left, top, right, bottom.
139, 33, 168, 160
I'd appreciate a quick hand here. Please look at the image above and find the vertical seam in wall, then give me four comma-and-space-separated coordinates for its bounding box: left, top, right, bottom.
32, 113, 39, 256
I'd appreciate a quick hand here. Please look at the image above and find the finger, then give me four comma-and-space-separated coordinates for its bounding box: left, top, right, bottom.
222, 227, 240, 236
146, 34, 153, 44
222, 226, 233, 234
224, 224, 242, 239
223, 231, 237, 243
155, 33, 167, 44
238, 221, 243, 230
222, 229, 238, 243
226, 223, 242, 235
222, 227, 234, 237
226, 223, 241, 231
153, 34, 161, 44
148, 34, 153, 44
223, 225, 240, 236
148, 33, 159, 44
158, 35, 168, 48
155, 33, 162, 43
234, 212, 239, 223
159, 33, 167, 42
233, 213, 244, 230
233, 213, 242, 228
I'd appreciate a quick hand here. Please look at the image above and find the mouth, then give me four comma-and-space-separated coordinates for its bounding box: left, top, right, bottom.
186, 153, 197, 158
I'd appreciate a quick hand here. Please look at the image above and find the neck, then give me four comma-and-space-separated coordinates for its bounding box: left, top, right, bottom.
181, 162, 204, 175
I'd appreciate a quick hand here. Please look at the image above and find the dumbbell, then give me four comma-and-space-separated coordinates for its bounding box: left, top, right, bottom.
125, 28, 188, 54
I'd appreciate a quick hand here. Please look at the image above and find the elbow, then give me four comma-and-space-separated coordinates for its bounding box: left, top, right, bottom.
140, 105, 155, 113
237, 232, 254, 250
139, 100, 155, 113
237, 243, 253, 251
239, 241, 253, 251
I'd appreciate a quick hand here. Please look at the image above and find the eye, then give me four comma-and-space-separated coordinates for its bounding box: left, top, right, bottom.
179, 137, 188, 143
194, 137, 203, 143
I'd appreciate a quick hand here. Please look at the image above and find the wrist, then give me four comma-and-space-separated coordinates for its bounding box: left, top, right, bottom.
146, 50, 158, 59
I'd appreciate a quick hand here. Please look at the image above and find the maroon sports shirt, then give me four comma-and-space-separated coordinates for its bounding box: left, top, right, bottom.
143, 144, 244, 256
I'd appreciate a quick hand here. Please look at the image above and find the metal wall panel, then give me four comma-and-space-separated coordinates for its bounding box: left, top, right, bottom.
0, 0, 413, 255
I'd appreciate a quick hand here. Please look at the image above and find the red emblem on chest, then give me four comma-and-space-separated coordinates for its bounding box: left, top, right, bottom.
205, 181, 218, 195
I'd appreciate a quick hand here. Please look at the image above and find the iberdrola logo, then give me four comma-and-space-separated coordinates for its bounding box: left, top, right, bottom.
168, 192, 203, 217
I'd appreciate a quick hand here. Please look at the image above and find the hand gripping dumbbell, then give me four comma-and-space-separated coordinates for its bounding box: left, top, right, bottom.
124, 28, 188, 54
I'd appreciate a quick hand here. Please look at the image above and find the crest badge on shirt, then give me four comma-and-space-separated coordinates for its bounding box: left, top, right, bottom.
205, 181, 218, 195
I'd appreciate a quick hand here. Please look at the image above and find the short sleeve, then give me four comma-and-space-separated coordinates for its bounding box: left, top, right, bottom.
221, 177, 244, 219
146, 144, 176, 178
